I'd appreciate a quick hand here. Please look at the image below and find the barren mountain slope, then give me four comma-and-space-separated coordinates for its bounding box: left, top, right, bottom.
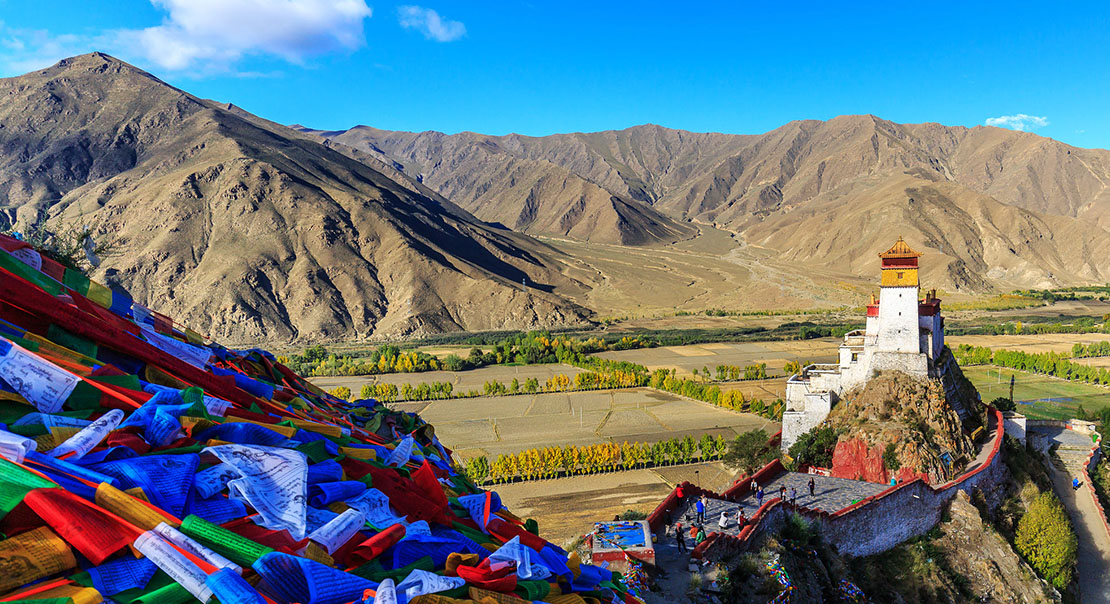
742, 172, 1110, 292
296, 125, 698, 245
0, 53, 593, 344
322, 116, 1110, 292
335, 115, 1110, 227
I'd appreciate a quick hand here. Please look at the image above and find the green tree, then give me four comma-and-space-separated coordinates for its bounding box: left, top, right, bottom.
882, 442, 901, 471
990, 396, 1016, 412
1015, 492, 1077, 589
786, 425, 840, 470
722, 429, 776, 475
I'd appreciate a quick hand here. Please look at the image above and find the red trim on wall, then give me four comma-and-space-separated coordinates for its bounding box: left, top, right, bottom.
881, 257, 919, 268
689, 408, 1009, 560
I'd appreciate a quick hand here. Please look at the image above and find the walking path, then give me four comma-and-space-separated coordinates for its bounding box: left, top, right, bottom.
1029, 426, 1110, 602
674, 472, 887, 535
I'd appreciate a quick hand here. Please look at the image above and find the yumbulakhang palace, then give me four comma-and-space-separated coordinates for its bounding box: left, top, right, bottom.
782, 238, 962, 450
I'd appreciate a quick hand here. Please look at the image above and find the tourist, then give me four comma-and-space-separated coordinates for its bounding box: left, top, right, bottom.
736, 509, 746, 528
674, 522, 687, 553
695, 496, 705, 523
695, 526, 707, 545
790, 487, 798, 508
750, 478, 758, 493
1073, 477, 1081, 490
808, 477, 815, 496
779, 484, 787, 501
676, 484, 685, 504
756, 487, 764, 508
689, 524, 699, 540
718, 511, 728, 529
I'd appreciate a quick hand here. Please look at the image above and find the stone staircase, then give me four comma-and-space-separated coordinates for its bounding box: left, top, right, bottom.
1029, 426, 1097, 475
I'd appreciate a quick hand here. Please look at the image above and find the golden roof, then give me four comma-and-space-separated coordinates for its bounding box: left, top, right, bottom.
879, 236, 923, 259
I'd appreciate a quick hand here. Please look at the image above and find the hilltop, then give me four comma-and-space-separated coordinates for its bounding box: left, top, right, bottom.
0, 53, 592, 344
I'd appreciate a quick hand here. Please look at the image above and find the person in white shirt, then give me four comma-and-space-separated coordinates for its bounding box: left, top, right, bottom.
718, 510, 728, 529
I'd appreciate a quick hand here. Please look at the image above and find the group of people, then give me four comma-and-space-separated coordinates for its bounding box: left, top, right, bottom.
750, 477, 816, 509
671, 476, 820, 553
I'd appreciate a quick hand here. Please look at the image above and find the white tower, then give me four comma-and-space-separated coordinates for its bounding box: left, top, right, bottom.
874, 237, 922, 354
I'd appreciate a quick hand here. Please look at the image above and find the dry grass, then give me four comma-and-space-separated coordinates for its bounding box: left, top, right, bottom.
947, 333, 1110, 354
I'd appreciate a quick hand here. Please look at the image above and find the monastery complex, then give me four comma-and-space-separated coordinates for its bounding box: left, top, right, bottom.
782, 238, 966, 449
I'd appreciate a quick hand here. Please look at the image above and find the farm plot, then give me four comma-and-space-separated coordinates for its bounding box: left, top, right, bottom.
309, 363, 585, 395
592, 339, 840, 378
962, 365, 1110, 420
409, 387, 778, 459
948, 333, 1110, 355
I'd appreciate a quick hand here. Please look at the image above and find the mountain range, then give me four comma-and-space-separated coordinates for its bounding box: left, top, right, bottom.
301, 117, 1110, 292
0, 53, 590, 344
2, 53, 1110, 343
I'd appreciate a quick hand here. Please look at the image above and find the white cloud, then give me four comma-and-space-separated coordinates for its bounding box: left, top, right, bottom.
398, 6, 466, 42
985, 114, 1049, 132
0, 0, 373, 75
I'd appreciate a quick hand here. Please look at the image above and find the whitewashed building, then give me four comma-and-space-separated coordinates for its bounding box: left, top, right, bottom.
781, 238, 948, 450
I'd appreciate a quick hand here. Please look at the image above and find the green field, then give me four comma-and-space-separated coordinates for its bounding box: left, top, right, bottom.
963, 365, 1110, 420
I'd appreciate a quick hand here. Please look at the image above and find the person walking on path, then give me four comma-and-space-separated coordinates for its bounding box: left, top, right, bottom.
695, 497, 706, 523
674, 522, 687, 553
750, 479, 758, 493
790, 487, 798, 509
808, 477, 815, 497
756, 487, 764, 508
779, 484, 787, 502
676, 484, 685, 506
736, 509, 746, 529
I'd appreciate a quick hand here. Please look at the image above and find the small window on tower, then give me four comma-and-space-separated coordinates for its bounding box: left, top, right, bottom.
897, 272, 904, 279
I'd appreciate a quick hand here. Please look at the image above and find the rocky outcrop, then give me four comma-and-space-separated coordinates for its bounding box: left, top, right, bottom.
932, 490, 1059, 603
826, 371, 976, 484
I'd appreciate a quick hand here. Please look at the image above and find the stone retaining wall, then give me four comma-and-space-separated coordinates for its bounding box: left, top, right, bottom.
696, 407, 1007, 559
1078, 430, 1110, 540
647, 431, 783, 533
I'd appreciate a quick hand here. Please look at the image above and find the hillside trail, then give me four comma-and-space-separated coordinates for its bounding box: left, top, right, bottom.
1031, 427, 1110, 602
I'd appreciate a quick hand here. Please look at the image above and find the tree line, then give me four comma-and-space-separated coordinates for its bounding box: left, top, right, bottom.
462, 433, 729, 485
947, 317, 1110, 337
1070, 341, 1110, 358
955, 344, 1110, 387
648, 368, 785, 421
280, 344, 444, 377
280, 332, 652, 377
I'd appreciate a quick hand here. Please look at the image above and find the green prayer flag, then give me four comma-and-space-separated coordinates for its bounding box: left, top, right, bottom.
180, 514, 274, 567
0, 458, 58, 519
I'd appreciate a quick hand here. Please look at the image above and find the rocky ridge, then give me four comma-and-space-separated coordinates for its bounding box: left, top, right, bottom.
825, 370, 979, 484
0, 53, 594, 344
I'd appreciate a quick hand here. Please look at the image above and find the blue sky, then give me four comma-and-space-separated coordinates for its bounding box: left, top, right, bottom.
0, 1, 1107, 148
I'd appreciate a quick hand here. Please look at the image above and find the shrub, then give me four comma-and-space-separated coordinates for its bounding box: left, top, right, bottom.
991, 396, 1016, 412
617, 509, 648, 520
723, 429, 776, 475
786, 425, 840, 470
883, 442, 901, 471
1015, 491, 1077, 589
780, 513, 818, 546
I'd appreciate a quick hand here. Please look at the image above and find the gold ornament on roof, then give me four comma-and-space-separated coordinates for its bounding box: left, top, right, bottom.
879, 236, 923, 259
